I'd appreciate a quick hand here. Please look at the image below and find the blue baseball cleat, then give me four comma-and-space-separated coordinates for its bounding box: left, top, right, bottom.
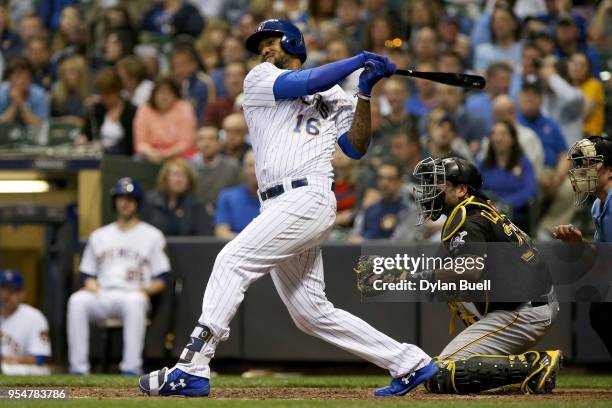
375, 360, 439, 397
138, 367, 210, 397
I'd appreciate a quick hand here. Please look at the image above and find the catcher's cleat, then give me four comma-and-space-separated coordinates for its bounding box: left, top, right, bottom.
138, 367, 210, 397
521, 350, 563, 394
374, 360, 439, 397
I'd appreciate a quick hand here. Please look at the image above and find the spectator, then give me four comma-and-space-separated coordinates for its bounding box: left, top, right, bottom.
362, 99, 387, 168
537, 0, 587, 42
50, 5, 86, 60
424, 110, 471, 161
433, 83, 486, 153
537, 58, 585, 145
405, 62, 436, 119
437, 15, 471, 63
479, 94, 545, 176
141, 158, 213, 236
363, 15, 398, 55
0, 5, 21, 58
18, 14, 47, 50
171, 45, 212, 123
195, 19, 230, 72
531, 28, 556, 56
332, 147, 358, 234
90, 5, 136, 60
142, 0, 204, 38
406, 0, 438, 40
479, 120, 537, 231
215, 150, 259, 239
0, 57, 49, 127
517, 76, 573, 236
81, 68, 136, 156
474, 7, 522, 73
192, 126, 241, 205
221, 112, 251, 163
134, 75, 198, 162
50, 54, 89, 127
203, 62, 245, 128
567, 52, 605, 137
67, 177, 170, 375
465, 62, 513, 135
0, 269, 51, 375
511, 41, 544, 97
116, 56, 154, 107
335, 0, 366, 55
351, 162, 405, 241
210, 36, 247, 98
588, 0, 612, 50
6, 1, 35, 28
380, 78, 417, 151
24, 38, 53, 90
554, 13, 601, 77
100, 29, 136, 69
390, 130, 423, 178
437, 50, 465, 74
412, 27, 439, 65
470, 0, 503, 48
39, 0, 77, 32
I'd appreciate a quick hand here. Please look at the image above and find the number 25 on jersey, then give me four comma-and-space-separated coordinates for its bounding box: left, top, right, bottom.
293, 114, 321, 136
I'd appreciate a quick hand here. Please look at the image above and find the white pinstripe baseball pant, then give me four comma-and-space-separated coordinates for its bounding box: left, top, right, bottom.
176, 176, 430, 378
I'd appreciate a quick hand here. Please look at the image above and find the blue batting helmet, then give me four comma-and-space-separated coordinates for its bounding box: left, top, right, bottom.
246, 19, 307, 63
110, 177, 144, 207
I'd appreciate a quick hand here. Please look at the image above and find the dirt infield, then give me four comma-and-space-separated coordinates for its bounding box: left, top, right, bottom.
70, 387, 612, 401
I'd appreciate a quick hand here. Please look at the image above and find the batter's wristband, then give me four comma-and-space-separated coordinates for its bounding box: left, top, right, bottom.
356, 92, 371, 101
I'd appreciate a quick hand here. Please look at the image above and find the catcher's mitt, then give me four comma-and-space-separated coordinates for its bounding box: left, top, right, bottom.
354, 255, 405, 296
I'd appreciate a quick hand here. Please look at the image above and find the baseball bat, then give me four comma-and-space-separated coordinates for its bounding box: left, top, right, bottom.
395, 69, 486, 90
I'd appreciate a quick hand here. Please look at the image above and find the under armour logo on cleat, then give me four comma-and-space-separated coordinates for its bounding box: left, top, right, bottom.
401, 373, 416, 385
169, 379, 186, 390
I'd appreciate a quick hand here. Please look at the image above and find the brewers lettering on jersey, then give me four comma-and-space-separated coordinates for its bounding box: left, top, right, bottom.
139, 19, 437, 398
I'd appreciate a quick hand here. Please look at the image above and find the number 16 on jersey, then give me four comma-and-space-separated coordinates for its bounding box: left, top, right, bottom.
293, 114, 321, 136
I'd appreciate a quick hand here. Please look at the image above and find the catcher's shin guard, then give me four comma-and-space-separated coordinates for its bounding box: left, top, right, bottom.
425, 351, 562, 394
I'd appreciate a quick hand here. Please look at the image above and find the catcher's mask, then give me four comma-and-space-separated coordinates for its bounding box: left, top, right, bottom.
413, 157, 484, 225
567, 136, 612, 205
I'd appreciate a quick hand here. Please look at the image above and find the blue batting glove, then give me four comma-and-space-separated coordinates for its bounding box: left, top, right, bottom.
360, 51, 388, 65
358, 58, 394, 95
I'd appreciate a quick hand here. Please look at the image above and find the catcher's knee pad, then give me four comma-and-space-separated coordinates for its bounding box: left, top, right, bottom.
425, 352, 541, 394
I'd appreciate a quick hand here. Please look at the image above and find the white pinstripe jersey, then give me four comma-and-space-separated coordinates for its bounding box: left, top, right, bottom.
243, 62, 354, 189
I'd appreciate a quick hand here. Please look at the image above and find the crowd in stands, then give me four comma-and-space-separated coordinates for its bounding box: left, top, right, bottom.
0, 0, 609, 240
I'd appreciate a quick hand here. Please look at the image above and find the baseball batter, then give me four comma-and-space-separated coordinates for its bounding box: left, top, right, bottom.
67, 177, 170, 375
139, 19, 437, 397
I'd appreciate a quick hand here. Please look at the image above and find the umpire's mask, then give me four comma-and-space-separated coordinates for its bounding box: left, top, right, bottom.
568, 136, 611, 206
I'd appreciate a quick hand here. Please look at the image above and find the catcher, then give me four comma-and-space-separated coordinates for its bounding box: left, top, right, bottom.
553, 135, 612, 355
356, 157, 563, 394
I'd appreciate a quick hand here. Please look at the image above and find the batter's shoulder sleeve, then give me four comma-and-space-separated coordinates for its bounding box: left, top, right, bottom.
25, 308, 51, 357
150, 230, 171, 277
243, 62, 287, 108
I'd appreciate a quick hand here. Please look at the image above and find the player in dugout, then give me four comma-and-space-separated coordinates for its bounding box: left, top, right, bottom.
356, 157, 563, 394
0, 269, 51, 375
67, 177, 171, 375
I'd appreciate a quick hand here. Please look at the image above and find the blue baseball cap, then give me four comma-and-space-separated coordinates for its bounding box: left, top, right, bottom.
0, 269, 24, 289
